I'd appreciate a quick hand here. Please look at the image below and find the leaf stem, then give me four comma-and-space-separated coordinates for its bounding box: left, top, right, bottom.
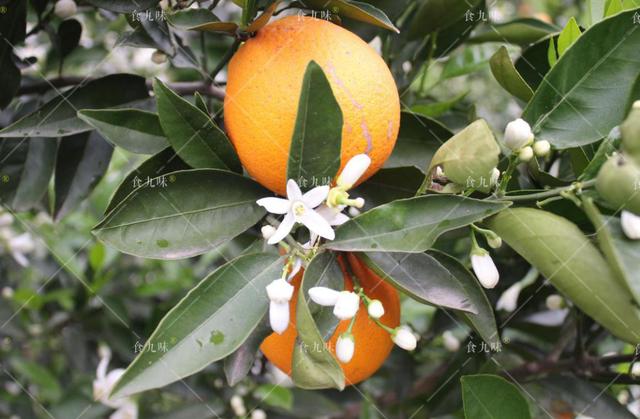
209, 39, 241, 82
496, 179, 596, 202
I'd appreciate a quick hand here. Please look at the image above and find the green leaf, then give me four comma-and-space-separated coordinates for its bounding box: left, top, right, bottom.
86, 0, 159, 13
427, 119, 501, 192
325, 195, 510, 253
188, 21, 239, 34
58, 19, 82, 60
469, 18, 558, 45
461, 374, 531, 419
193, 92, 209, 115
429, 250, 500, 346
0, 0, 25, 109
110, 253, 282, 398
605, 0, 624, 16
94, 169, 267, 259
304, 0, 399, 33
411, 91, 468, 118
515, 34, 556, 90
352, 167, 424, 208
557, 17, 582, 56
361, 252, 475, 313
407, 0, 469, 39
154, 78, 241, 172
291, 253, 345, 390
287, 61, 342, 189
487, 208, 640, 344
586, 0, 607, 26
54, 132, 114, 221
78, 109, 168, 154
0, 74, 150, 138
489, 46, 534, 103
224, 320, 271, 386
167, 8, 219, 29
578, 134, 620, 181
385, 112, 452, 172
247, 0, 281, 32
0, 55, 20, 110
11, 359, 62, 403
440, 45, 493, 80
253, 385, 294, 410
547, 36, 558, 67
523, 10, 640, 149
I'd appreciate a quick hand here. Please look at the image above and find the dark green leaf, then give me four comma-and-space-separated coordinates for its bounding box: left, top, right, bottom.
461, 374, 531, 419
326, 195, 510, 252
58, 19, 82, 59
514, 35, 555, 90
488, 208, 640, 343
0, 55, 20, 110
168, 8, 219, 29
352, 167, 423, 209
440, 45, 493, 80
94, 169, 267, 259
287, 61, 342, 190
303, 0, 398, 33
12, 139, 57, 211
578, 134, 620, 181
489, 46, 534, 102
224, 319, 271, 387
154, 78, 241, 172
408, 0, 469, 39
110, 253, 283, 398
253, 385, 293, 410
291, 253, 345, 390
0, 74, 150, 138
411, 91, 468, 119
361, 252, 475, 313
54, 132, 114, 221
469, 18, 558, 45
86, 0, 159, 13
139, 8, 176, 56
523, 10, 640, 148
188, 21, 239, 34
247, 0, 281, 32
78, 109, 168, 154
0, 0, 26, 109
11, 359, 62, 403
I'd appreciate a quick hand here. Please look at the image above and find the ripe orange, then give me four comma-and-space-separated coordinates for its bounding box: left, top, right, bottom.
260, 254, 401, 385
224, 16, 401, 196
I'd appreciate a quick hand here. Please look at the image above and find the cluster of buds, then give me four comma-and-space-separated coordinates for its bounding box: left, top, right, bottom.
503, 118, 551, 162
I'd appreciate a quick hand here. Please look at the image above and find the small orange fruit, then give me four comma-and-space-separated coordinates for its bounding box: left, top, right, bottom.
260, 254, 400, 385
224, 16, 401, 196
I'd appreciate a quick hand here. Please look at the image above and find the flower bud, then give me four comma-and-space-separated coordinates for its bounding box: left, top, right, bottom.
261, 225, 276, 240
251, 409, 267, 419
621, 210, 640, 240
489, 167, 500, 187
518, 146, 534, 162
54, 0, 77, 19
266, 279, 294, 304
337, 154, 371, 188
230, 395, 246, 417
504, 118, 534, 150
309, 287, 340, 306
367, 299, 385, 319
151, 50, 168, 64
545, 294, 564, 311
442, 331, 460, 352
496, 283, 522, 312
336, 333, 355, 363
332, 291, 360, 320
471, 251, 499, 289
269, 301, 290, 335
392, 326, 418, 351
632, 363, 640, 378
533, 140, 551, 157
2, 287, 14, 299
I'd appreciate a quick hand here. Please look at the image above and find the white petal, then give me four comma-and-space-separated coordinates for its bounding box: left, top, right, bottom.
367, 300, 385, 319
269, 301, 290, 334
332, 212, 350, 226
256, 197, 291, 214
266, 278, 294, 303
496, 283, 522, 312
337, 154, 371, 187
333, 291, 360, 320
621, 210, 640, 240
286, 179, 303, 201
302, 185, 330, 208
109, 401, 138, 419
336, 335, 355, 363
261, 225, 277, 240
504, 118, 534, 150
471, 253, 499, 289
392, 326, 418, 351
268, 212, 295, 244
299, 208, 335, 240
11, 252, 29, 267
309, 287, 341, 306
287, 257, 303, 280
442, 331, 460, 352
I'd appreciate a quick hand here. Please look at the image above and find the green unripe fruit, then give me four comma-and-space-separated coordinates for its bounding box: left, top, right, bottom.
596, 153, 640, 213
621, 101, 640, 162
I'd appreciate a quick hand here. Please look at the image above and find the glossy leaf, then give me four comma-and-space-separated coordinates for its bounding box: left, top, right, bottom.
522, 10, 640, 149
154, 79, 240, 172
54, 132, 114, 221
469, 18, 558, 45
430, 250, 500, 346
110, 253, 283, 398
224, 320, 271, 386
461, 374, 531, 419
78, 109, 168, 154
361, 252, 475, 313
515, 35, 555, 90
94, 169, 267, 259
12, 139, 57, 211
0, 74, 150, 138
326, 195, 510, 253
408, 0, 469, 39
86, 0, 159, 13
291, 253, 345, 390
489, 46, 534, 102
287, 61, 342, 190
304, 0, 398, 33
488, 208, 640, 343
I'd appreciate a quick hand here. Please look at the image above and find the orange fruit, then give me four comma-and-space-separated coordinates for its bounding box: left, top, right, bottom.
260, 253, 401, 385
224, 16, 401, 196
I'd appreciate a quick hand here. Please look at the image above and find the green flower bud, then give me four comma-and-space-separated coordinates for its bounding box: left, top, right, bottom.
621, 101, 640, 162
596, 153, 640, 213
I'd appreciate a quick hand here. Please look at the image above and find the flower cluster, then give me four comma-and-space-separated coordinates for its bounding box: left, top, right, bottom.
503, 118, 551, 161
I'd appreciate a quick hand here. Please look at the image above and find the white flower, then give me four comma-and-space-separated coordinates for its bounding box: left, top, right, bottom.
392, 326, 419, 351
471, 250, 499, 289
93, 346, 138, 419
261, 225, 276, 240
257, 180, 334, 244
266, 279, 294, 334
2, 287, 14, 299
333, 291, 360, 320
367, 299, 385, 319
545, 294, 564, 311
336, 333, 355, 363
315, 205, 350, 226
632, 363, 640, 378
533, 140, 551, 157
54, 0, 77, 19
309, 287, 341, 306
230, 395, 246, 417
496, 283, 522, 312
442, 331, 460, 352
489, 167, 500, 187
0, 213, 13, 227
337, 154, 371, 188
518, 146, 534, 162
504, 118, 534, 150
9, 233, 35, 254
251, 409, 267, 419
621, 210, 640, 240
